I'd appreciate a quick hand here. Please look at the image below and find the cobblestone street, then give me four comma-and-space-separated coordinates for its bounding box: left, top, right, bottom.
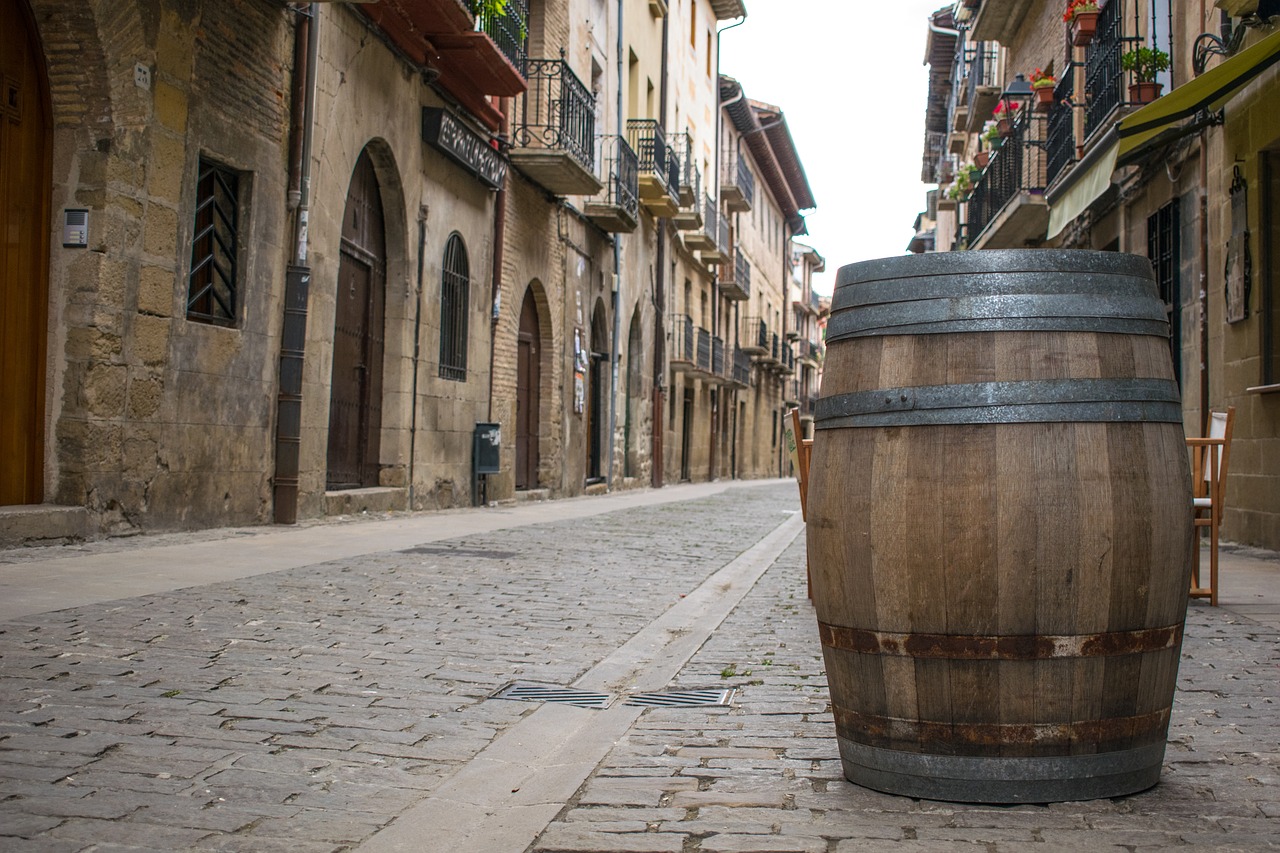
1, 481, 1278, 852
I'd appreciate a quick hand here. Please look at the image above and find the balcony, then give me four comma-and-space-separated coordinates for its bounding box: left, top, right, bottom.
1084, 0, 1142, 139
730, 347, 752, 387
971, 0, 1038, 44
711, 336, 725, 379
627, 119, 681, 216
683, 195, 716, 250
1045, 73, 1075, 188
670, 314, 697, 372
784, 378, 800, 408
966, 108, 1049, 250
719, 247, 750, 301
758, 331, 781, 366
740, 317, 768, 354
584, 135, 639, 233
700, 205, 730, 263
509, 58, 601, 196
799, 392, 818, 422
358, 0, 528, 130
672, 155, 704, 231
721, 146, 755, 212
964, 42, 1002, 133
778, 343, 795, 376
798, 338, 820, 367
677, 133, 700, 207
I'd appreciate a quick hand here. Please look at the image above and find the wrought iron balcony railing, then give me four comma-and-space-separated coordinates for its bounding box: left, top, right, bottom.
1084, 0, 1140, 139
671, 314, 695, 365
583, 135, 639, 232
509, 57, 598, 193
1045, 73, 1075, 187
677, 132, 700, 207
741, 316, 768, 354
731, 347, 752, 386
627, 119, 680, 213
472, 0, 528, 75
965, 108, 1048, 247
721, 145, 755, 211
696, 327, 712, 372
712, 336, 724, 376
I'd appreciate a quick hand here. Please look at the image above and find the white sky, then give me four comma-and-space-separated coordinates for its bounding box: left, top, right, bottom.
719, 1, 946, 295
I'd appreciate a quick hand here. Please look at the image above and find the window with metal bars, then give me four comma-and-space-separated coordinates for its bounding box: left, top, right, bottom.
187, 158, 241, 326
1147, 198, 1181, 388
439, 233, 470, 381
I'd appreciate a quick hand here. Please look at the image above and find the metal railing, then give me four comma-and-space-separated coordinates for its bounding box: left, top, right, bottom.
696, 327, 712, 372
712, 336, 724, 376
1045, 72, 1075, 187
678, 132, 700, 204
732, 348, 752, 385
967, 41, 1000, 106
741, 317, 768, 352
722, 145, 755, 208
672, 314, 695, 363
966, 109, 1048, 245
598, 135, 639, 221
513, 57, 595, 172
626, 119, 678, 193
472, 0, 528, 75
733, 248, 750, 298
1084, 0, 1139, 138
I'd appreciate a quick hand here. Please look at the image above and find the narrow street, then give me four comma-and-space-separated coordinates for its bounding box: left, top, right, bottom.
1, 481, 1278, 852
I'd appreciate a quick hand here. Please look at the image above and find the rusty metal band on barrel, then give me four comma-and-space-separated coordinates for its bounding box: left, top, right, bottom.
814, 378, 1184, 429
833, 707, 1172, 752
817, 620, 1183, 659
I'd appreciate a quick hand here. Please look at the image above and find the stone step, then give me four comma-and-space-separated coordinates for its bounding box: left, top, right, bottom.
0, 504, 91, 547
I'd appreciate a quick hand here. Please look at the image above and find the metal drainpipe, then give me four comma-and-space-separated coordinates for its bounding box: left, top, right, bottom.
408, 206, 427, 511
607, 0, 624, 489
273, 2, 318, 524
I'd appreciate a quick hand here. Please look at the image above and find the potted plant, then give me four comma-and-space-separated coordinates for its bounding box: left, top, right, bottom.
975, 150, 990, 168
1030, 68, 1056, 111
992, 100, 1015, 137
1122, 46, 1171, 104
1064, 0, 1101, 46
982, 120, 1003, 149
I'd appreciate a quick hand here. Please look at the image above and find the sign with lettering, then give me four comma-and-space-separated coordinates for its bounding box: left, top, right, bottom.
421, 107, 507, 191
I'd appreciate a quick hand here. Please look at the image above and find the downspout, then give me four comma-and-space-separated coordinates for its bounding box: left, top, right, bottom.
715, 16, 745, 482
651, 3, 670, 488
273, 3, 318, 524
409, 205, 428, 511
607, 0, 623, 488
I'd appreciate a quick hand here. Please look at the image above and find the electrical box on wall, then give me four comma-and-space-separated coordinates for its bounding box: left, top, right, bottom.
63, 209, 89, 248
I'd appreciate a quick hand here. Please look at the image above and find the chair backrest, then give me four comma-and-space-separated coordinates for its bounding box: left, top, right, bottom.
1201, 408, 1235, 505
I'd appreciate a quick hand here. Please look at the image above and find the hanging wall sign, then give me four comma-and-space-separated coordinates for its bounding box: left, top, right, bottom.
1225, 164, 1251, 324
421, 107, 507, 190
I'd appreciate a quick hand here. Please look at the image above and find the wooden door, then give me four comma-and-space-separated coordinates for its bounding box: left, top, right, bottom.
0, 0, 51, 506
326, 151, 385, 490
679, 389, 693, 482
515, 289, 539, 490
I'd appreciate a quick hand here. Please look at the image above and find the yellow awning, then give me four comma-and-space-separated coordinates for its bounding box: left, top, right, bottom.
1117, 28, 1280, 163
1047, 138, 1118, 240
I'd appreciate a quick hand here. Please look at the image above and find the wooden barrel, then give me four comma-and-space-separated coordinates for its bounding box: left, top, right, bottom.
807, 250, 1193, 803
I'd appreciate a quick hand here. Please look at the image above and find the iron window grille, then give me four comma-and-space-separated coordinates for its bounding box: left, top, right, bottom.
514, 56, 595, 173
1147, 198, 1182, 388
187, 157, 241, 326
472, 0, 528, 76
439, 233, 470, 381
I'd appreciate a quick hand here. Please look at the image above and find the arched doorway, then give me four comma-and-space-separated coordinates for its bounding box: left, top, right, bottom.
0, 0, 51, 506
326, 149, 386, 490
586, 301, 608, 483
515, 287, 541, 490
624, 309, 642, 479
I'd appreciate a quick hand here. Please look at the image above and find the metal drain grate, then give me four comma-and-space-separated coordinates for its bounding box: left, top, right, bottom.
624, 688, 735, 708
492, 683, 612, 709
400, 545, 518, 559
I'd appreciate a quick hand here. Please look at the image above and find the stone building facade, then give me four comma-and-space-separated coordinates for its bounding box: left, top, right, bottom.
918, 0, 1279, 549
0, 0, 821, 542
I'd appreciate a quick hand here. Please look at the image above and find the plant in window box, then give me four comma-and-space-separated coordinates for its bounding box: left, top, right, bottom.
982, 120, 1003, 149
1064, 0, 1101, 46
1030, 68, 1056, 112
1122, 46, 1171, 104
947, 164, 980, 201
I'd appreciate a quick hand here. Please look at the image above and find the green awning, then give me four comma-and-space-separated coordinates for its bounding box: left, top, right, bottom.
1117, 28, 1280, 164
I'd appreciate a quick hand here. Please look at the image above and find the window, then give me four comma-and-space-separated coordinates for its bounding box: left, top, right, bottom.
187, 157, 241, 326
1147, 198, 1181, 388
706, 29, 713, 76
690, 2, 696, 48
439, 233, 470, 381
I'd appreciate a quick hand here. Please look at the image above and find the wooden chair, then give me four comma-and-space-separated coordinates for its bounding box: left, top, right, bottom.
1187, 407, 1235, 606
788, 408, 814, 598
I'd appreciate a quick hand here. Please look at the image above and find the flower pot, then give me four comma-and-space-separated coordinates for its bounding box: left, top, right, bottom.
1033, 85, 1055, 112
1129, 81, 1163, 105
974, 151, 990, 168
997, 118, 1012, 138
1070, 11, 1099, 46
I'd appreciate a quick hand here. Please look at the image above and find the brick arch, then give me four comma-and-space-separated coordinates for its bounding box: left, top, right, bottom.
27, 0, 128, 137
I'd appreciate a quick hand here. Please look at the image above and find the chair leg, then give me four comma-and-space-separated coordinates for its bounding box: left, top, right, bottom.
1190, 524, 1202, 593
1209, 517, 1219, 607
